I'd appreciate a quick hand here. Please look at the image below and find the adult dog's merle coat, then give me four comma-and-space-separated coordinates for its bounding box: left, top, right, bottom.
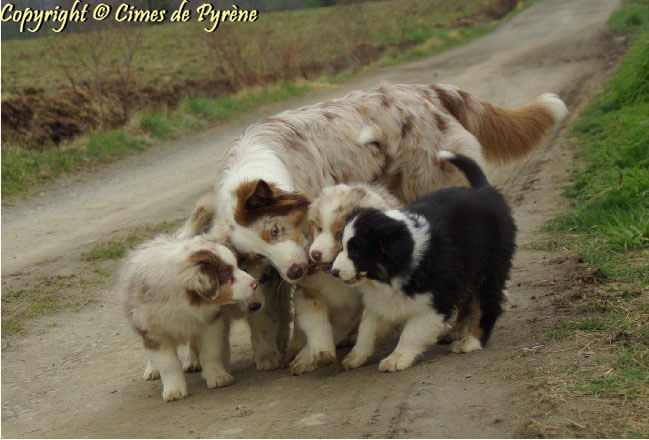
331, 151, 516, 371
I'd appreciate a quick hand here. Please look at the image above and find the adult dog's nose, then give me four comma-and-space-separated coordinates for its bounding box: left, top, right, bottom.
331, 268, 340, 278
311, 250, 322, 262
287, 263, 304, 280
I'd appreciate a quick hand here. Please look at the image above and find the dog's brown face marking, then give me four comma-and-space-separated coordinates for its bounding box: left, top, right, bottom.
234, 179, 310, 227
258, 209, 307, 245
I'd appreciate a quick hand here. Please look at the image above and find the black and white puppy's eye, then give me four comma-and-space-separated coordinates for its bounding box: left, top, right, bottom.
271, 224, 280, 240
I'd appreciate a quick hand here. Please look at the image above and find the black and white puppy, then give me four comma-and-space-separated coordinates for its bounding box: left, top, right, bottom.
331, 151, 516, 372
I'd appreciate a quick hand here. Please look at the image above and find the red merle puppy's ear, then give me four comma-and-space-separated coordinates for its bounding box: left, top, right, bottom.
186, 250, 221, 302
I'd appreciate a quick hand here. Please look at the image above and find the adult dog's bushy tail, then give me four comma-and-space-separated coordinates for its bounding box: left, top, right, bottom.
432, 84, 568, 163
437, 151, 489, 189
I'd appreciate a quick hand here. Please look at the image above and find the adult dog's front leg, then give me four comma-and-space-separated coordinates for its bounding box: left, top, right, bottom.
290, 287, 336, 375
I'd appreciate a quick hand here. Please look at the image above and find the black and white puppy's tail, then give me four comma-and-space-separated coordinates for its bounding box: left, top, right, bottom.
437, 151, 489, 189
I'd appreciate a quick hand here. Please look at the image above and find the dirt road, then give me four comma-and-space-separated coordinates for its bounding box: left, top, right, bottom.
2, 0, 625, 436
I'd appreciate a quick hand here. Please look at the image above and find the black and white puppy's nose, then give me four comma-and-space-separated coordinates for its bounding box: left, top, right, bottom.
331, 268, 340, 278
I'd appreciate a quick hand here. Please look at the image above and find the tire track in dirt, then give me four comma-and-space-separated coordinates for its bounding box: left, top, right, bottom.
1, 0, 625, 436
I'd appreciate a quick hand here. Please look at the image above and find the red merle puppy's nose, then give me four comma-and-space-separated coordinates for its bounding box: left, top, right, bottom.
287, 263, 304, 280
311, 250, 322, 262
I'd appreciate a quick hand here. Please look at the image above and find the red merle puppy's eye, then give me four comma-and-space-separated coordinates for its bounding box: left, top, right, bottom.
335, 230, 343, 241
218, 266, 233, 284
271, 224, 280, 240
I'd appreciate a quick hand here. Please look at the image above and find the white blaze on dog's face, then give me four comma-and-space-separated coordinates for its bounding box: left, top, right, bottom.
331, 216, 361, 284
185, 241, 262, 311
308, 184, 383, 269
231, 179, 310, 283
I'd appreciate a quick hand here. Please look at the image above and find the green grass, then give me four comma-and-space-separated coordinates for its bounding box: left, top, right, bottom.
2, 218, 184, 338
0, 0, 495, 96
533, 4, 649, 433
547, 31, 649, 283
1, 80, 311, 202
2, 1, 529, 203
80, 220, 181, 261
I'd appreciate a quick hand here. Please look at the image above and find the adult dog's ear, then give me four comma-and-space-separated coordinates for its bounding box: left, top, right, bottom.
245, 179, 275, 211
186, 250, 220, 302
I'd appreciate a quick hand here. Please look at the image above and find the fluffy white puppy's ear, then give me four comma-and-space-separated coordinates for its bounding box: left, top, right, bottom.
186, 250, 221, 301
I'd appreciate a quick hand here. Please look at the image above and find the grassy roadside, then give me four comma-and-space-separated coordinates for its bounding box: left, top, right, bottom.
1, 219, 182, 340
517, 1, 649, 435
1, 0, 531, 203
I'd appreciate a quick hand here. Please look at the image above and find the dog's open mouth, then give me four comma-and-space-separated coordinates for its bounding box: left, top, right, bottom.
321, 263, 332, 274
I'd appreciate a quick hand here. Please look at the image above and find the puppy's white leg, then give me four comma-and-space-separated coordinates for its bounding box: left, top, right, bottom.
143, 359, 160, 380
379, 310, 449, 372
182, 340, 201, 372
198, 314, 235, 388
290, 288, 336, 375
148, 345, 187, 401
342, 309, 386, 370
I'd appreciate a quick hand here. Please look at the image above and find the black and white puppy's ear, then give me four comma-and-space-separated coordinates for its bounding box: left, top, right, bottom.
186, 250, 221, 301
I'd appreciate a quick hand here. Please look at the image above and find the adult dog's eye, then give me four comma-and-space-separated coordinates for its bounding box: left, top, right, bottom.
271, 224, 280, 240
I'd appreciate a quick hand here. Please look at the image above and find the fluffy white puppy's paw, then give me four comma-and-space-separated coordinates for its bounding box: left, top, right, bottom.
162, 385, 188, 402
378, 352, 414, 372
290, 347, 336, 375
451, 336, 483, 353
202, 371, 236, 388
182, 359, 202, 373
255, 351, 283, 371
341, 350, 369, 370
143, 362, 160, 380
